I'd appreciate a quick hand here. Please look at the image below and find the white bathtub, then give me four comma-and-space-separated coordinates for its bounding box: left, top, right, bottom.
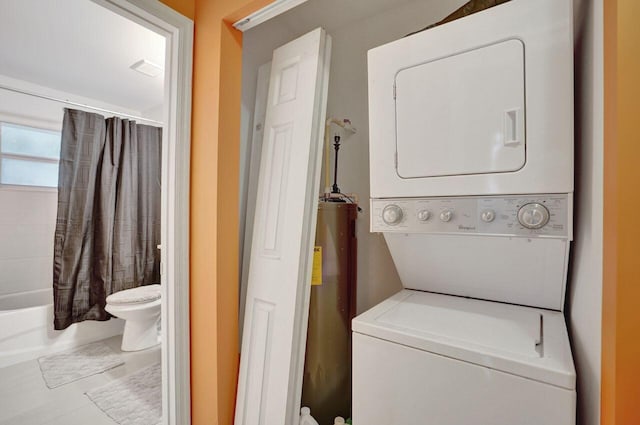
0, 289, 124, 368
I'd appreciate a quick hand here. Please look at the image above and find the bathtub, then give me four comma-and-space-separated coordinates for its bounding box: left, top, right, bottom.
0, 289, 124, 368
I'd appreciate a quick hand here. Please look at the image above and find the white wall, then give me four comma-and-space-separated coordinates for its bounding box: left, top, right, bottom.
241, 0, 467, 314
323, 0, 472, 311
569, 0, 603, 424
142, 104, 164, 122
0, 188, 56, 296
0, 75, 144, 297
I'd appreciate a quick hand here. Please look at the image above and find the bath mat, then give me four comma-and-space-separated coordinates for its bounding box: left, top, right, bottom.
38, 341, 124, 388
86, 362, 161, 425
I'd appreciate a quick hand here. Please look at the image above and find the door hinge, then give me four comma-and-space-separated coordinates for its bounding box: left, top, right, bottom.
393, 84, 397, 100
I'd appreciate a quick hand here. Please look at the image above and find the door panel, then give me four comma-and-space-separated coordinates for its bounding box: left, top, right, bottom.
235, 28, 331, 425
395, 39, 526, 178
240, 62, 271, 338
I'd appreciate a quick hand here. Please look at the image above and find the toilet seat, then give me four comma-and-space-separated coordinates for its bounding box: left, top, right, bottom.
107, 284, 161, 305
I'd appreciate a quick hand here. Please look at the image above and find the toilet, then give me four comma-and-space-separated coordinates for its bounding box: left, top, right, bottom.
105, 284, 161, 351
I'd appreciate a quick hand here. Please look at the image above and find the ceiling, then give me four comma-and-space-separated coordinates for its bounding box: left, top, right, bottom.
0, 0, 165, 113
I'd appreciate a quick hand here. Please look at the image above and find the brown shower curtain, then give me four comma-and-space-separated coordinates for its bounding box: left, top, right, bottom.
53, 108, 162, 330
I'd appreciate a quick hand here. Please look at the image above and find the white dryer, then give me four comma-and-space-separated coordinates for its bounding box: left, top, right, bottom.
354, 0, 576, 423
367, 0, 573, 198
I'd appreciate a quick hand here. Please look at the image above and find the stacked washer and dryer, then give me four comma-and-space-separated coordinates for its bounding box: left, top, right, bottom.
353, 0, 576, 423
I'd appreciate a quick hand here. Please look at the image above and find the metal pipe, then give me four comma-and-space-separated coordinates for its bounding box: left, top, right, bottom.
0, 84, 164, 126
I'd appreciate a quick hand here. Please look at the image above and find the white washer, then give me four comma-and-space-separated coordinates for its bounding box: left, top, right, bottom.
356, 0, 576, 423
354, 195, 576, 423
353, 291, 575, 424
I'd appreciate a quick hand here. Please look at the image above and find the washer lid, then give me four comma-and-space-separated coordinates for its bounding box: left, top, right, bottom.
106, 284, 161, 305
352, 290, 576, 390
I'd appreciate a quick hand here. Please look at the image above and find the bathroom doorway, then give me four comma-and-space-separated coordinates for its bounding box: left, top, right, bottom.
0, 1, 192, 424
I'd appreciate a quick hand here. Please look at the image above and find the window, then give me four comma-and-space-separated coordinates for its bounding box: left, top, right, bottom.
0, 122, 61, 188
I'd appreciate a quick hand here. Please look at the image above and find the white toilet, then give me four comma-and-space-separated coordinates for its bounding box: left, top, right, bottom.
105, 284, 161, 351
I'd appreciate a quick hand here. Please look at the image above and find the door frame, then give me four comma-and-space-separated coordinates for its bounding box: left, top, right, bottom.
91, 1, 193, 424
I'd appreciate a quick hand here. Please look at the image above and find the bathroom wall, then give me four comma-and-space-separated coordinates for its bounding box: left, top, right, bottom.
569, 0, 604, 424
142, 104, 164, 122
0, 75, 143, 297
0, 188, 57, 297
241, 0, 468, 314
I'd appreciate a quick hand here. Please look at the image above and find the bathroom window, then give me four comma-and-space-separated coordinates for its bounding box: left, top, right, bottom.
0, 122, 61, 188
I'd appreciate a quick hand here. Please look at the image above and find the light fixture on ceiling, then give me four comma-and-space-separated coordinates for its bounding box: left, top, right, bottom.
232, 0, 309, 32
130, 59, 163, 77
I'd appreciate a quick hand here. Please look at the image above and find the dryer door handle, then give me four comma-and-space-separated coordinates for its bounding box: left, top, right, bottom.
503, 108, 523, 147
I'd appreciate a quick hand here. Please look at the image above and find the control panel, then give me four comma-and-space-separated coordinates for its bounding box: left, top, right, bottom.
371, 194, 572, 239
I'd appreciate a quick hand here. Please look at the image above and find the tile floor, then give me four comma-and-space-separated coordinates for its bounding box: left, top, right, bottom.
0, 336, 160, 425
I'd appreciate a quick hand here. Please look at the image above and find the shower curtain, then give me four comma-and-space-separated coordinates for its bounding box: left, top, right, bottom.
53, 108, 162, 330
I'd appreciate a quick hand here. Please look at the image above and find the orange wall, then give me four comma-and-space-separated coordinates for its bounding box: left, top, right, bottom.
602, 0, 640, 424
158, 0, 271, 424
159, 0, 194, 20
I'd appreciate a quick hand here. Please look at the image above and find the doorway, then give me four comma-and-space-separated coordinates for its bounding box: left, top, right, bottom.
0, 1, 192, 424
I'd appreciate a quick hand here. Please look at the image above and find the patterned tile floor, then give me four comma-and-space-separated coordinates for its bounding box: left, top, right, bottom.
0, 336, 160, 425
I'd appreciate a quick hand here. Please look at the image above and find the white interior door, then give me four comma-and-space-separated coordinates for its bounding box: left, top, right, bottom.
240, 61, 271, 338
235, 27, 331, 425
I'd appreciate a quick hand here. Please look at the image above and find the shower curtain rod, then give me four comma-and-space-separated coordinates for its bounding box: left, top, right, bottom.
0, 84, 164, 126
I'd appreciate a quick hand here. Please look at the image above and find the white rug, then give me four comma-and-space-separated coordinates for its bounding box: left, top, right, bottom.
38, 342, 124, 388
86, 362, 162, 425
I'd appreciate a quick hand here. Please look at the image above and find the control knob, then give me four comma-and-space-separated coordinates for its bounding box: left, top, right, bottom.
417, 210, 431, 222
517, 203, 550, 229
481, 209, 496, 223
382, 204, 403, 225
439, 209, 453, 222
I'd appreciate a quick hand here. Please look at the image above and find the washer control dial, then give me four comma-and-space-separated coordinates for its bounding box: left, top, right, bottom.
382, 204, 404, 225
417, 210, 431, 222
517, 203, 550, 229
480, 209, 496, 223
439, 209, 453, 222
